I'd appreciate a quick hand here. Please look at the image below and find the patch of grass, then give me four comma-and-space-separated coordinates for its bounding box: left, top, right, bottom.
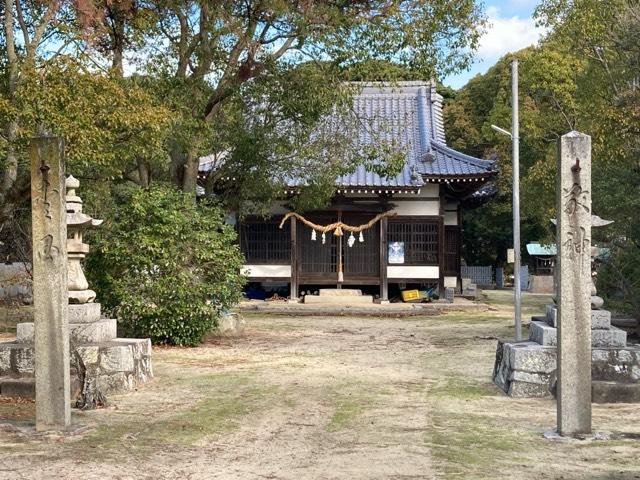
72, 372, 278, 460
435, 377, 497, 400
428, 411, 526, 477
327, 396, 364, 432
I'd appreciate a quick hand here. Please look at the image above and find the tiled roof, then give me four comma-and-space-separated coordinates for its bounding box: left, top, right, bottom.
312, 81, 496, 188
200, 81, 496, 189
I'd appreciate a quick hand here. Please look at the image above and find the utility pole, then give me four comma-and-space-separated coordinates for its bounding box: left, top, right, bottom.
491, 59, 522, 341
512, 59, 522, 341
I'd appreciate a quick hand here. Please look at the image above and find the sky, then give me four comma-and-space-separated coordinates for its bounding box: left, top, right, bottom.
442, 0, 547, 89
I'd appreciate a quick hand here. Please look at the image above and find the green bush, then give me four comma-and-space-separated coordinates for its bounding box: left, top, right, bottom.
86, 184, 245, 346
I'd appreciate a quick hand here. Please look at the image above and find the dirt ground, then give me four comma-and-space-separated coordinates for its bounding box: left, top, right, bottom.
2, 291, 640, 479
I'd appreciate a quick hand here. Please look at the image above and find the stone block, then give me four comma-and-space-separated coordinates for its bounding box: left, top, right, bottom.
111, 338, 152, 359
96, 372, 135, 394
218, 313, 246, 336
13, 345, 34, 374
0, 347, 11, 375
508, 381, 551, 398
592, 381, 640, 403
510, 371, 551, 385
591, 346, 640, 382
545, 304, 557, 326
99, 345, 134, 373
492, 340, 510, 393
592, 327, 626, 348
68, 303, 101, 323
70, 319, 117, 343
0, 377, 35, 398
544, 305, 611, 329
15, 322, 34, 343
507, 341, 557, 373
75, 345, 100, 366
591, 310, 612, 330
529, 321, 557, 346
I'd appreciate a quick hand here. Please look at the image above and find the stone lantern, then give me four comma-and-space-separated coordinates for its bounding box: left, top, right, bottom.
1, 176, 153, 401
65, 175, 103, 304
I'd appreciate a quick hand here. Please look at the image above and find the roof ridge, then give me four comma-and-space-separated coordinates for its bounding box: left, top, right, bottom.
348, 80, 435, 87
430, 141, 494, 169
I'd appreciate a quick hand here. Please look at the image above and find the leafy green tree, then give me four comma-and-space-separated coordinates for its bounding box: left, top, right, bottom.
86, 184, 245, 345
536, 0, 640, 320
445, 47, 583, 265
115, 0, 488, 203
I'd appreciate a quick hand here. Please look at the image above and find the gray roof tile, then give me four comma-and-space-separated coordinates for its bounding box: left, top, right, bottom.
201, 81, 496, 189
319, 81, 495, 188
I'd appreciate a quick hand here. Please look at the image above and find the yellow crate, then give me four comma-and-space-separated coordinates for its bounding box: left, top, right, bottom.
401, 289, 420, 302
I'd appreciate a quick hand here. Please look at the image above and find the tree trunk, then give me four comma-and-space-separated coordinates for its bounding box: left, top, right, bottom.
169, 143, 185, 188
204, 171, 216, 196
182, 150, 199, 195
1, 120, 18, 192
137, 159, 151, 188
108, 6, 126, 77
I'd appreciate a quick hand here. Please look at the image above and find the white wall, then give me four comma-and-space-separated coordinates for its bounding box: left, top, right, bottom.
387, 266, 439, 279
444, 276, 457, 288
242, 265, 291, 278
392, 200, 440, 216
444, 211, 458, 226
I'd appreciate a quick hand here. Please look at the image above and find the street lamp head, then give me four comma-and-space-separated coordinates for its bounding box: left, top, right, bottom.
491, 124, 512, 138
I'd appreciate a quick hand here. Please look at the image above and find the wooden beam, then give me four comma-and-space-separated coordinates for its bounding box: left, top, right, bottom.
290, 217, 298, 300
438, 186, 445, 294
379, 216, 388, 302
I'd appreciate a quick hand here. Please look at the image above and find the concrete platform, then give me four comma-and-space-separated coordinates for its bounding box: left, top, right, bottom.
318, 289, 363, 296
304, 295, 374, 305
238, 298, 490, 316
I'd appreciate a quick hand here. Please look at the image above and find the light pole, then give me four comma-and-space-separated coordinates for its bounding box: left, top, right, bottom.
491, 59, 522, 341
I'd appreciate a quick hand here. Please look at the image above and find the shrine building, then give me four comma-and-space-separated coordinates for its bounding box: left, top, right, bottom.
201, 81, 498, 301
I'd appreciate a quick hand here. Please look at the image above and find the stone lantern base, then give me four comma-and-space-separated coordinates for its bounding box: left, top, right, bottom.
492, 304, 640, 403
0, 303, 152, 399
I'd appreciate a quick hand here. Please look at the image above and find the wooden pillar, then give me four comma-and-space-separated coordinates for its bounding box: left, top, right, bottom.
290, 217, 298, 300
379, 217, 388, 302
31, 137, 70, 431
438, 186, 446, 294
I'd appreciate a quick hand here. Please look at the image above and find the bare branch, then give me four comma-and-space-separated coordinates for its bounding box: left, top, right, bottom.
26, 0, 61, 62
14, 0, 30, 47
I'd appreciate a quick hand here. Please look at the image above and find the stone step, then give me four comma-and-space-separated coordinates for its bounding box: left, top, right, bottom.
0, 342, 34, 376
304, 295, 373, 305
592, 381, 640, 403
318, 289, 363, 297
529, 320, 626, 347
69, 302, 102, 323
16, 319, 118, 344
544, 304, 611, 329
592, 346, 640, 383
71, 319, 118, 343
529, 320, 557, 346
0, 377, 35, 398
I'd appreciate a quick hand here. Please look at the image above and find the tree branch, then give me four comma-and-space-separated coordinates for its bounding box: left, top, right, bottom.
14, 0, 30, 47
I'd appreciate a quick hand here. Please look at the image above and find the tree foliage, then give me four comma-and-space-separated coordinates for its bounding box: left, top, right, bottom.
446, 0, 640, 319
1, 0, 489, 219
86, 184, 245, 346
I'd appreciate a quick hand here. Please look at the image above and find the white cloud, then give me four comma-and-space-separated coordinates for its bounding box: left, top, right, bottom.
477, 6, 546, 60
